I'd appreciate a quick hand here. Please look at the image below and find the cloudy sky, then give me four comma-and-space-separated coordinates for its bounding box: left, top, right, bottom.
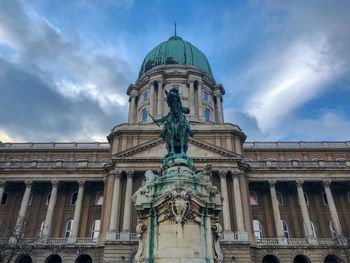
0, 0, 350, 142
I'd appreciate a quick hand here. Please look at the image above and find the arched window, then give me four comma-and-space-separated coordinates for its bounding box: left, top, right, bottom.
143, 91, 148, 101
203, 90, 210, 102
253, 219, 263, 238
95, 192, 103, 205
329, 220, 337, 238
71, 192, 78, 206
204, 108, 212, 122
293, 255, 310, 263
281, 220, 290, 238
15, 254, 32, 263
64, 219, 74, 238
324, 254, 341, 263
304, 192, 309, 206
304, 220, 317, 238
249, 191, 258, 206
46, 193, 51, 206
322, 192, 329, 206
276, 191, 283, 206
310, 221, 317, 238
28, 192, 33, 206
1, 192, 9, 205
141, 109, 148, 122
90, 219, 101, 239
262, 255, 280, 263
75, 254, 93, 263
38, 220, 45, 237
45, 254, 62, 263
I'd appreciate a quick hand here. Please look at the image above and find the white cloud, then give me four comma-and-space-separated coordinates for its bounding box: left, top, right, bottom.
246, 35, 344, 130
0, 0, 132, 116
269, 110, 350, 141
0, 128, 23, 142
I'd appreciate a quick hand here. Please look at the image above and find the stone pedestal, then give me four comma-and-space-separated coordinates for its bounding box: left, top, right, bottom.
132, 155, 223, 263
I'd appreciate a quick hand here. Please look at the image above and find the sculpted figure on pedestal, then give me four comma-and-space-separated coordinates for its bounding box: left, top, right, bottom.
151, 88, 193, 156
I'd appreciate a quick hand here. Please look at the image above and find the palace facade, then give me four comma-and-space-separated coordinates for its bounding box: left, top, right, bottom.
0, 35, 349, 263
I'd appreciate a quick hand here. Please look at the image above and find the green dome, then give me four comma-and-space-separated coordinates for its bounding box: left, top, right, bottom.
139, 36, 213, 78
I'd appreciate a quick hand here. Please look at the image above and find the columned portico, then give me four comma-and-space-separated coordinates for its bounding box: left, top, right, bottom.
15, 180, 32, 231
122, 170, 134, 233
197, 81, 203, 120
149, 81, 155, 116
188, 80, 195, 116
70, 180, 85, 242
323, 180, 342, 235
42, 180, 59, 238
219, 170, 231, 232
214, 92, 224, 124
268, 180, 284, 243
157, 79, 163, 116
296, 180, 315, 243
232, 171, 245, 232
108, 170, 122, 239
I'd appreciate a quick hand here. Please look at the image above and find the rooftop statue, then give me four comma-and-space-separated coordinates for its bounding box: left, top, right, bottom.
151, 88, 193, 156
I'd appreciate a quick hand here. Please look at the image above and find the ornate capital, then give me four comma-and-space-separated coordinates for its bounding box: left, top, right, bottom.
25, 180, 32, 188
295, 180, 304, 188
231, 170, 243, 178
113, 169, 123, 179
323, 180, 332, 188
268, 179, 276, 187
126, 170, 134, 179
78, 180, 85, 187
51, 180, 59, 187
218, 170, 227, 179
130, 89, 138, 98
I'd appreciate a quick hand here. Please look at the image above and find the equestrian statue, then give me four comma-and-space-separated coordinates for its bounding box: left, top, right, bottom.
150, 88, 193, 156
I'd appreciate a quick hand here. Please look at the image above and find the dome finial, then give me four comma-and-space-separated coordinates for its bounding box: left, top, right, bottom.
174, 22, 177, 37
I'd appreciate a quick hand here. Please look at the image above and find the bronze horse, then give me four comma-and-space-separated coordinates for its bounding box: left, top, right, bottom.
153, 88, 193, 155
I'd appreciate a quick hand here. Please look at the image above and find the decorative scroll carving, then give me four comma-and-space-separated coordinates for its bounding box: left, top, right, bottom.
135, 222, 147, 263
211, 223, 223, 263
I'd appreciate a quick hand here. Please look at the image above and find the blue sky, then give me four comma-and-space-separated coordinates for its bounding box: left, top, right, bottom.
0, 0, 350, 142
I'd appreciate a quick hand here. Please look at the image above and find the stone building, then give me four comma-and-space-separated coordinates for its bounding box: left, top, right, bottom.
0, 35, 349, 263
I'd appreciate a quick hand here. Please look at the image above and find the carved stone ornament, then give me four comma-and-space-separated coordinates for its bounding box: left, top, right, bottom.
168, 182, 191, 224
135, 222, 147, 263
211, 223, 223, 263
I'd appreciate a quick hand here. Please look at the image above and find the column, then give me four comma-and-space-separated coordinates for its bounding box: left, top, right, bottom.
219, 171, 231, 232
108, 170, 122, 239
269, 180, 284, 242
157, 80, 163, 116
42, 180, 59, 238
188, 80, 195, 116
70, 180, 85, 241
323, 180, 342, 235
232, 172, 245, 233
149, 82, 155, 116
197, 82, 203, 120
122, 170, 134, 232
215, 94, 224, 123
15, 180, 32, 231
0, 180, 5, 204
296, 180, 314, 240
128, 94, 137, 123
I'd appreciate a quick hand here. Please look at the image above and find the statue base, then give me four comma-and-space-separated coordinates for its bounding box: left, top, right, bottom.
132, 156, 223, 263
